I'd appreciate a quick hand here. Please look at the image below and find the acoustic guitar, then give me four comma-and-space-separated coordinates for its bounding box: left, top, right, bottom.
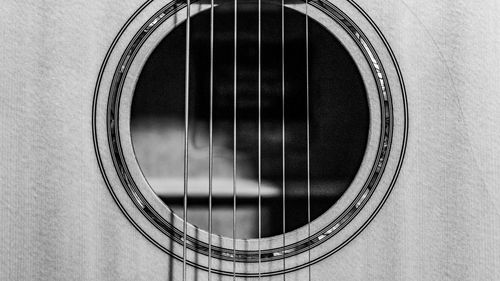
1, 0, 499, 280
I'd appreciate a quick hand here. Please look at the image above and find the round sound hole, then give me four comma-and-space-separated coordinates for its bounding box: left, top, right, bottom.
130, 3, 369, 239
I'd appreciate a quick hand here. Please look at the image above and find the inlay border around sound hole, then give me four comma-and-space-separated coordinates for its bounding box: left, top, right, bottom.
92, 0, 408, 277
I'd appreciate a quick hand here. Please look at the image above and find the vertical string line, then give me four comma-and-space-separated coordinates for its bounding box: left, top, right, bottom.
257, 0, 262, 279
305, 0, 311, 280
182, 0, 191, 280
208, 0, 214, 279
232, 0, 238, 279
281, 0, 286, 279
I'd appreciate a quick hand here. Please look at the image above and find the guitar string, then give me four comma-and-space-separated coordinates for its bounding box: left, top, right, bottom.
281, 0, 286, 279
182, 0, 191, 280
305, 0, 312, 280
184, 3, 313, 280
233, 0, 238, 279
257, 0, 262, 278
208, 0, 214, 279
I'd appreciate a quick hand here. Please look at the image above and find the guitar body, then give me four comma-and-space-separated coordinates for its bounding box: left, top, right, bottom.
1, 0, 499, 280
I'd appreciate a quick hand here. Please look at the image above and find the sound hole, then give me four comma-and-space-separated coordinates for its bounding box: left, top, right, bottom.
130, 3, 369, 239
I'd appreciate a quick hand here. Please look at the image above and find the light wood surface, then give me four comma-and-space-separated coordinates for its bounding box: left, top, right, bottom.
1, 0, 499, 280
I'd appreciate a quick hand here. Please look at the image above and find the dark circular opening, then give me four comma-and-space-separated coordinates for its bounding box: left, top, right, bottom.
130, 2, 369, 239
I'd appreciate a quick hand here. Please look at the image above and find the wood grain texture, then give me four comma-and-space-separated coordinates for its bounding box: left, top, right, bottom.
1, 0, 499, 280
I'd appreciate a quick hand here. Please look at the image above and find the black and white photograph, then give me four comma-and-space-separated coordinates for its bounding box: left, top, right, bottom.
1, 0, 499, 280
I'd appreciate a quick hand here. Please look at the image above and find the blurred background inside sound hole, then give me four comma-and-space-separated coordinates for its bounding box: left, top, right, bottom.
130, 2, 369, 239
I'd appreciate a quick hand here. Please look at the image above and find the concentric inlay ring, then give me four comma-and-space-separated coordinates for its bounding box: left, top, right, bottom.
93, 0, 408, 277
